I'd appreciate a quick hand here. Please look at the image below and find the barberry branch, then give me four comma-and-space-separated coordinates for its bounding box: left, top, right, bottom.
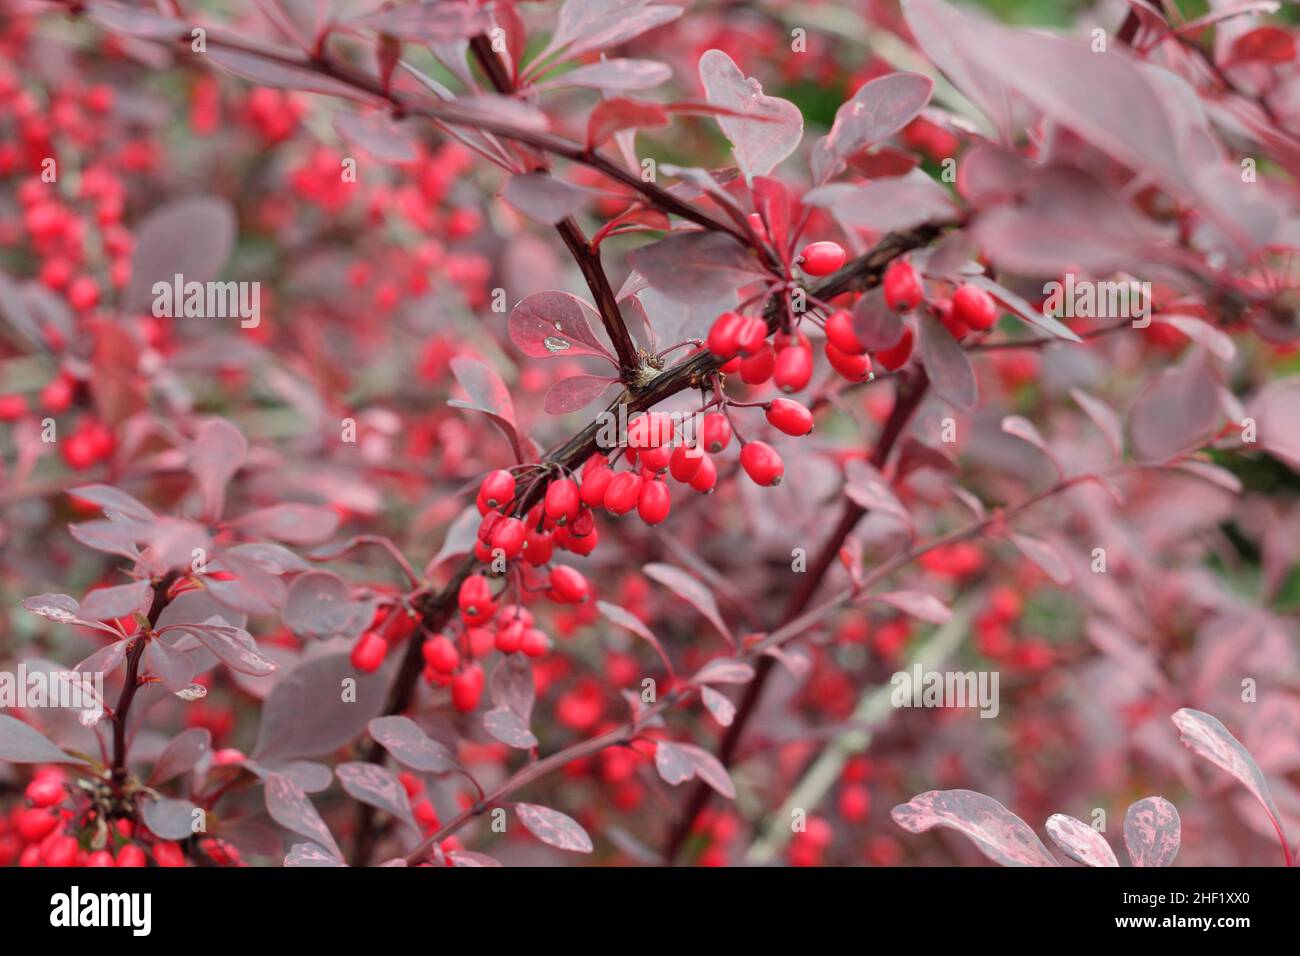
109, 570, 179, 790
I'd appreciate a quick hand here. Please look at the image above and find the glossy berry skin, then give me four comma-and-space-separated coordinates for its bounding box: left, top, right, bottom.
627, 411, 674, 449
522, 527, 553, 566
479, 469, 515, 510
688, 453, 718, 493
116, 845, 148, 868
451, 664, 484, 713
707, 311, 744, 359
489, 516, 527, 559
669, 444, 703, 482
883, 260, 924, 311
85, 850, 116, 868
825, 342, 872, 382
153, 841, 186, 868
549, 565, 590, 604
701, 412, 732, 453
0, 394, 26, 421
773, 343, 813, 393
24, 777, 63, 809
735, 314, 768, 355
638, 443, 674, 473
495, 619, 524, 654
825, 309, 865, 354
458, 574, 495, 622
766, 398, 814, 436
875, 327, 914, 371
42, 835, 79, 867
520, 628, 550, 658
798, 241, 847, 276
603, 471, 643, 516
952, 283, 998, 331
580, 464, 615, 508
350, 631, 387, 674
422, 634, 459, 673
544, 478, 580, 525
739, 343, 775, 384
740, 441, 784, 486
637, 480, 671, 525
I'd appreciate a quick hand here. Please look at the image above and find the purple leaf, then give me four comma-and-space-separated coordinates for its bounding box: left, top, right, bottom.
344, 1, 491, 41
126, 197, 236, 311
284, 842, 345, 867
333, 111, 419, 165
141, 797, 199, 840
335, 761, 417, 831
653, 740, 737, 798
68, 484, 155, 523
205, 552, 287, 616
538, 58, 672, 92
449, 356, 526, 462
1123, 796, 1182, 868
515, 802, 594, 853
545, 374, 619, 414
148, 728, 212, 786
700, 686, 735, 726
806, 171, 954, 233
368, 715, 459, 774
206, 47, 366, 98
918, 313, 977, 410
78, 579, 151, 621
869, 590, 952, 625
0, 714, 84, 765
86, 0, 183, 38
282, 570, 373, 640
222, 542, 311, 575
182, 625, 278, 677
1045, 813, 1119, 867
489, 654, 536, 724
253, 653, 390, 762
852, 290, 906, 350
483, 707, 538, 749
188, 418, 247, 522
146, 638, 197, 692
1248, 377, 1300, 471
265, 772, 343, 860
1010, 533, 1072, 586
230, 503, 341, 546
814, 72, 933, 182
509, 291, 616, 362
967, 276, 1081, 343
689, 657, 754, 686
541, 0, 683, 65
891, 789, 1058, 867
1172, 708, 1290, 861
597, 600, 675, 677
844, 459, 911, 530
699, 49, 803, 180
627, 231, 767, 305
644, 563, 733, 648
1129, 349, 1219, 462
1001, 415, 1062, 476
502, 173, 594, 225
1070, 388, 1124, 459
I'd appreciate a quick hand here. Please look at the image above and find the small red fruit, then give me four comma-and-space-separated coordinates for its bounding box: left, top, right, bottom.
25, 777, 63, 809
479, 469, 515, 510
422, 634, 460, 673
689, 453, 718, 493
883, 260, 924, 311
669, 444, 703, 482
153, 841, 186, 867
0, 394, 27, 421
520, 628, 550, 658
824, 309, 865, 354
451, 664, 484, 712
740, 441, 784, 486
707, 311, 744, 359
739, 343, 775, 384
766, 398, 814, 436
116, 844, 148, 867
350, 631, 387, 674
735, 314, 768, 355
798, 241, 847, 276
773, 342, 813, 393
490, 516, 527, 559
875, 327, 914, 371
825, 341, 873, 382
701, 412, 732, 453
952, 283, 998, 332
544, 477, 581, 525
637, 479, 671, 525
603, 471, 643, 516
458, 574, 495, 621
548, 565, 590, 604
580, 464, 615, 508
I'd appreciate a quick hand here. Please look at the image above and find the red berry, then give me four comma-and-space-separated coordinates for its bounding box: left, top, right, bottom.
689, 453, 718, 493
825, 309, 865, 354
603, 471, 643, 516
766, 398, 814, 436
66, 276, 99, 311
40, 375, 74, 414
544, 477, 581, 525
875, 327, 914, 371
548, 565, 590, 604
839, 784, 871, 822
153, 841, 186, 867
707, 311, 744, 360
85, 850, 116, 867
952, 283, 998, 332
490, 516, 527, 559
479, 469, 515, 510
798, 241, 847, 276
740, 441, 784, 486
627, 411, 674, 449
637, 479, 671, 525
638, 442, 674, 472
116, 844, 147, 867
825, 342, 873, 382
422, 634, 460, 674
735, 314, 768, 355
451, 664, 484, 712
495, 619, 524, 654
458, 574, 495, 621
16, 807, 58, 842
25, 777, 63, 809
522, 526, 553, 566
669, 444, 704, 482
883, 260, 924, 311
773, 342, 813, 393
580, 464, 615, 508
520, 628, 550, 658
701, 412, 732, 453
739, 343, 775, 384
0, 394, 27, 421
350, 631, 387, 673
41, 835, 79, 867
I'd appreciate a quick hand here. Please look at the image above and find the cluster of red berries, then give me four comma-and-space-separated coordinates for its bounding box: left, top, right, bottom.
973, 585, 1055, 672
0, 767, 230, 867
